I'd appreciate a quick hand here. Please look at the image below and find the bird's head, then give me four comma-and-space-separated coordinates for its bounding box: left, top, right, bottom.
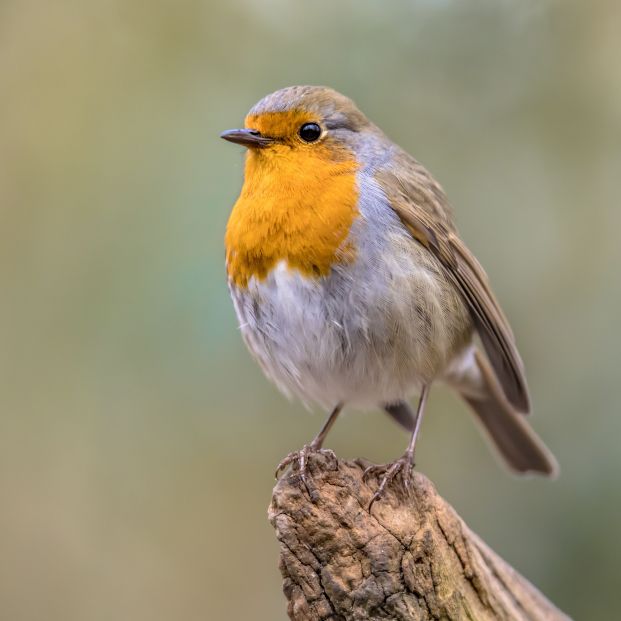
220, 85, 376, 165
222, 86, 379, 288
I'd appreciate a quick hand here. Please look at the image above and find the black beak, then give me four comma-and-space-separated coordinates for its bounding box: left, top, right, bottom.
220, 128, 274, 148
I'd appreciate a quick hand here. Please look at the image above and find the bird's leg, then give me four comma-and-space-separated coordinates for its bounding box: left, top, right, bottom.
275, 404, 343, 500
364, 385, 430, 511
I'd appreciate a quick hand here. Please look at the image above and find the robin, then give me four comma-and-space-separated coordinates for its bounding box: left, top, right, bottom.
221, 85, 558, 505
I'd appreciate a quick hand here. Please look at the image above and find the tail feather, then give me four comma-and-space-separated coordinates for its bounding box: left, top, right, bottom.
450, 348, 558, 477
384, 401, 417, 432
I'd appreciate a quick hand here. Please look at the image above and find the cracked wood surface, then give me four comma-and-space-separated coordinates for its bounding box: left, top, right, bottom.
269, 453, 570, 621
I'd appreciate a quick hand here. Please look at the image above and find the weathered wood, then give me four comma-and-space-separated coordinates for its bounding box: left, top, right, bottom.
269, 452, 569, 621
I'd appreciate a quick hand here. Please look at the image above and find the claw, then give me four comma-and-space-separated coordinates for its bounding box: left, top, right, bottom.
362, 463, 384, 481
274, 445, 337, 502
275, 451, 300, 479
364, 453, 415, 512
320, 448, 338, 469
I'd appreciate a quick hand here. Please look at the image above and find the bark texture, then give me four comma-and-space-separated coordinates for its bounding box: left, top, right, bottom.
269, 452, 569, 621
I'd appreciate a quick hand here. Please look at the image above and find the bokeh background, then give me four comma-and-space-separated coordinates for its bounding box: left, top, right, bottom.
1, 0, 620, 618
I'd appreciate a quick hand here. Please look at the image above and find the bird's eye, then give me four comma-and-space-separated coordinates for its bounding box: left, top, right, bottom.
298, 123, 322, 143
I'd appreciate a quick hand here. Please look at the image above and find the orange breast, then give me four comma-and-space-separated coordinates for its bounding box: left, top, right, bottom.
225, 141, 359, 288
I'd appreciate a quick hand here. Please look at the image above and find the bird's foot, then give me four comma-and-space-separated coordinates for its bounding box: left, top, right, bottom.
275, 444, 337, 502
363, 451, 415, 511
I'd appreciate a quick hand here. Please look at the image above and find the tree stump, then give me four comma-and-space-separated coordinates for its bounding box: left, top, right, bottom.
268, 452, 570, 621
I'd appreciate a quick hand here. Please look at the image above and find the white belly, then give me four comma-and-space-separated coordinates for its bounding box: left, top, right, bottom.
229, 229, 469, 410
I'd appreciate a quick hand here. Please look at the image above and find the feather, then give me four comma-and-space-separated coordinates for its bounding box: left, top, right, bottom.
376, 156, 531, 414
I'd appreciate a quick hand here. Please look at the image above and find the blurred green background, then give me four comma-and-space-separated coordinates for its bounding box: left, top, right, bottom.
1, 0, 620, 619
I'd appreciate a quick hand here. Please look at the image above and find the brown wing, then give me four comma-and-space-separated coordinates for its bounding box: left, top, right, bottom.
376, 157, 531, 414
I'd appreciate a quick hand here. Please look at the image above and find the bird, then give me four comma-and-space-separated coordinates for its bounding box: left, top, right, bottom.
221, 85, 558, 505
